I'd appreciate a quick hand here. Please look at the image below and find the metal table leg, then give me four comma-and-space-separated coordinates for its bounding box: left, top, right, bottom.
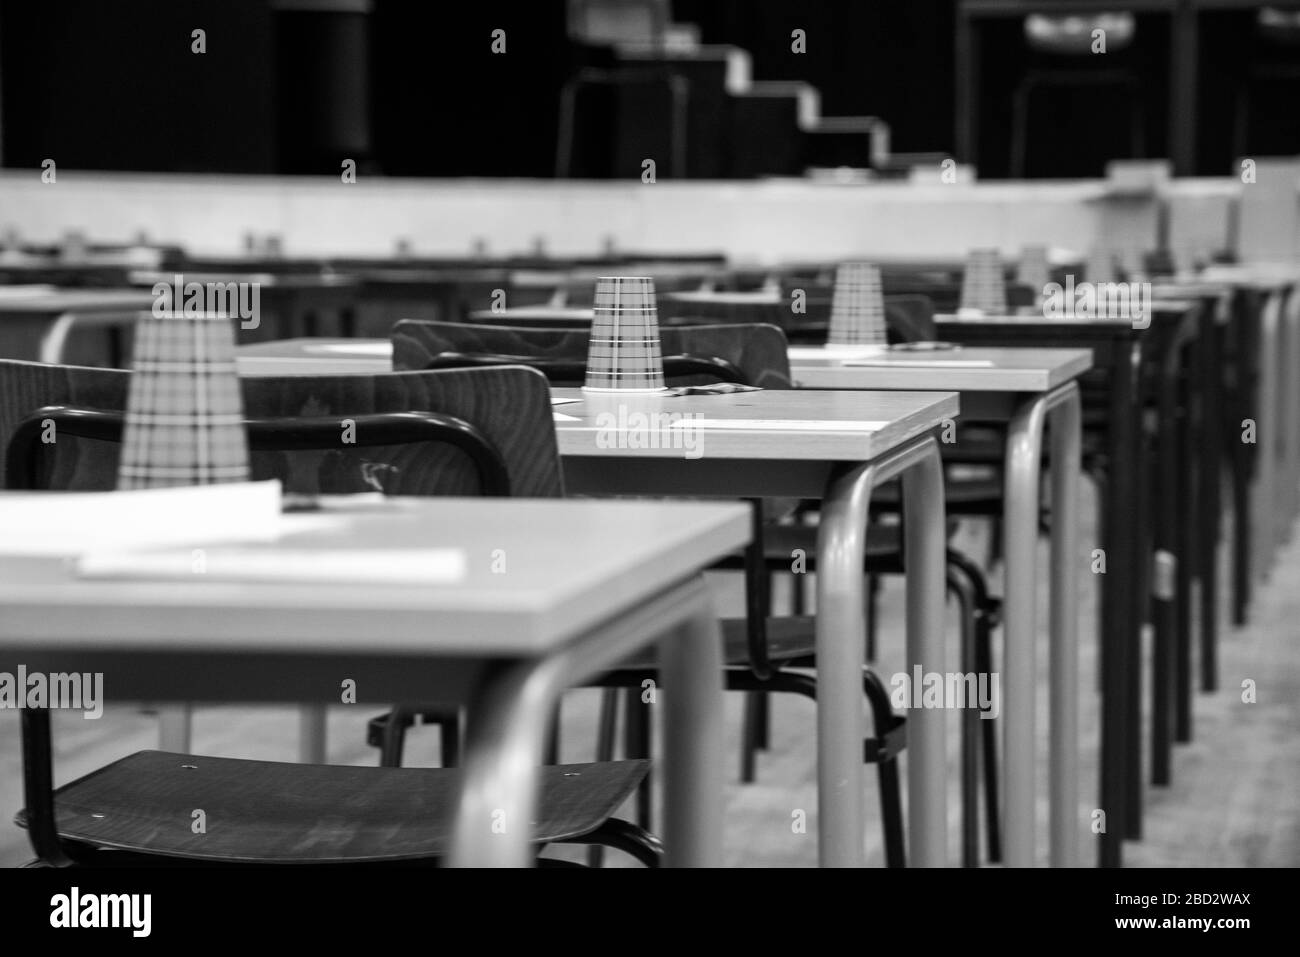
1252, 292, 1281, 582
1048, 386, 1082, 867
817, 433, 947, 867
1100, 341, 1143, 867
1003, 383, 1080, 867
1199, 310, 1225, 692
448, 575, 724, 867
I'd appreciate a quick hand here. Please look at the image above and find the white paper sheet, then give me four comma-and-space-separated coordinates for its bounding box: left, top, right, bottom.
787, 345, 889, 361
310, 341, 393, 356
842, 359, 996, 368
77, 546, 467, 585
0, 481, 283, 556
670, 419, 888, 432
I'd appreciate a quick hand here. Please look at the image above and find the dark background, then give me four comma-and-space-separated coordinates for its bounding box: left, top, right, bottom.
0, 0, 1296, 178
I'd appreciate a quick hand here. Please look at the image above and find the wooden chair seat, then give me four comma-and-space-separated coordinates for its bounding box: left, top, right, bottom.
16, 751, 649, 864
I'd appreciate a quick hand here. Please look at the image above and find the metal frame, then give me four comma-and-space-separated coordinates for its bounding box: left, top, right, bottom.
816, 432, 948, 867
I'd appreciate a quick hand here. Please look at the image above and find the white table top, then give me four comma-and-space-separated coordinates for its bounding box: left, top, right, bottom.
668, 290, 782, 305
550, 387, 958, 461
0, 288, 155, 313
1200, 264, 1300, 291
936, 310, 1141, 327
0, 496, 749, 656
787, 345, 1093, 392
237, 338, 392, 376
466, 306, 594, 322
128, 269, 357, 289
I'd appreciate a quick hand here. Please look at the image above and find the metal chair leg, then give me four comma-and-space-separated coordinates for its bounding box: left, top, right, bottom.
623, 688, 652, 828
740, 692, 762, 783
948, 564, 981, 868
588, 687, 620, 868
947, 547, 1003, 863
561, 817, 664, 868
865, 573, 880, 663
860, 669, 907, 868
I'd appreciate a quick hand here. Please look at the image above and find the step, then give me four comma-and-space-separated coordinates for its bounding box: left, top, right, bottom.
615, 45, 753, 178
737, 81, 821, 132
804, 116, 889, 170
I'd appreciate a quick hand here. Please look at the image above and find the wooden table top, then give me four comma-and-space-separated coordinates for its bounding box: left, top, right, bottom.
0, 496, 749, 656
550, 387, 958, 461
788, 345, 1093, 392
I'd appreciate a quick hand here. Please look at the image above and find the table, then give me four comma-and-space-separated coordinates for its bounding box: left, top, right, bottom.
0, 288, 156, 364
931, 310, 1164, 867
1151, 280, 1235, 703
466, 306, 596, 326
788, 345, 1089, 867
548, 386, 959, 867
0, 496, 749, 867
351, 266, 509, 329
127, 269, 361, 342
237, 337, 392, 376
234, 340, 963, 866
1202, 265, 1300, 588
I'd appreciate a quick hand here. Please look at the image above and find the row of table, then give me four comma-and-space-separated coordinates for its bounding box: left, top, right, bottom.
4, 256, 1297, 866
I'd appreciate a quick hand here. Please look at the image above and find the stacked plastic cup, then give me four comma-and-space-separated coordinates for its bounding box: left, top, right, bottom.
959, 248, 1008, 315
1017, 244, 1051, 310
582, 276, 667, 392
827, 262, 888, 350
117, 311, 250, 489
1087, 246, 1118, 284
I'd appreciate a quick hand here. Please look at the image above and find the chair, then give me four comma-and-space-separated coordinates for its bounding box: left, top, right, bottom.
1232, 8, 1300, 159
1010, 13, 1143, 178
389, 318, 1003, 866
1, 357, 660, 867
556, 67, 687, 179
